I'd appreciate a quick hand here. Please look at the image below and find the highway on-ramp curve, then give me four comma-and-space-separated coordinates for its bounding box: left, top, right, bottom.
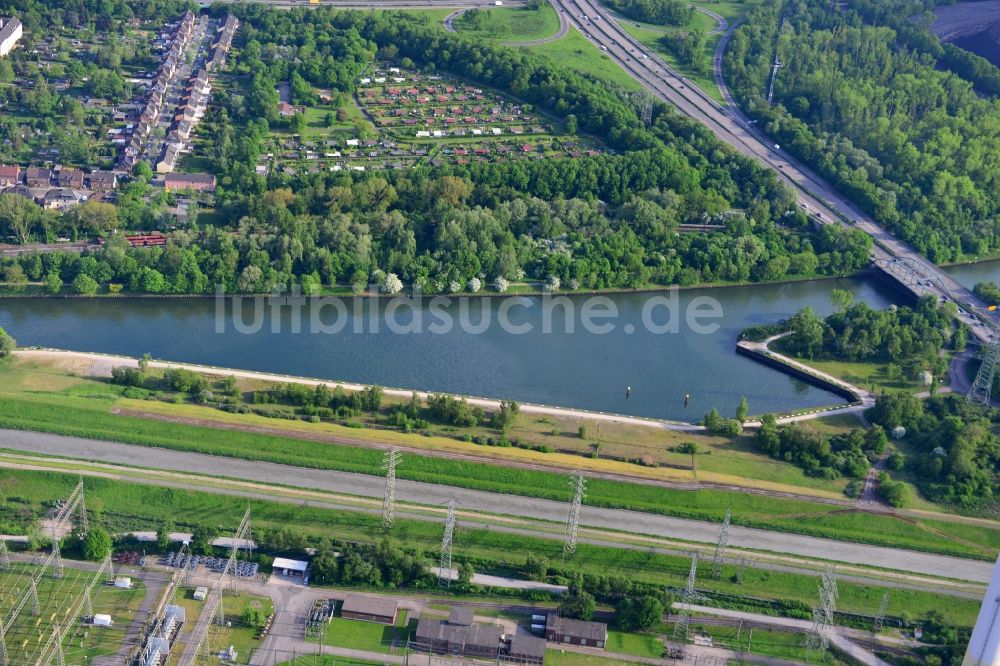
0, 429, 992, 583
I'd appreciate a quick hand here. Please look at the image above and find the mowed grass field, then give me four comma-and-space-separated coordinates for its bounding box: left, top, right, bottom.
315, 611, 412, 653
0, 469, 983, 626
0, 562, 145, 664
452, 4, 562, 42
0, 357, 997, 560
526, 27, 643, 91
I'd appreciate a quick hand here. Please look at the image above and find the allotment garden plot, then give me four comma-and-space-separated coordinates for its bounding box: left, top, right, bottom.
264, 64, 603, 176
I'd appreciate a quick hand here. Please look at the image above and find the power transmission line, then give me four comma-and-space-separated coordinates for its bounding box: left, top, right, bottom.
672, 552, 700, 643
873, 592, 889, 633
805, 568, 838, 651
382, 448, 402, 529
563, 473, 586, 560
0, 480, 89, 665
439, 499, 457, 588
711, 508, 731, 579
736, 557, 748, 585
969, 318, 1000, 406
178, 507, 252, 665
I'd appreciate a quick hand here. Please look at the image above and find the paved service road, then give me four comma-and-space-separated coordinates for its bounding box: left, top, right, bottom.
1, 429, 993, 583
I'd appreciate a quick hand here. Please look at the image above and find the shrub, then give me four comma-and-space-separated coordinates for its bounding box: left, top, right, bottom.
0, 326, 13, 358
111, 366, 144, 388
886, 451, 905, 470
72, 273, 99, 296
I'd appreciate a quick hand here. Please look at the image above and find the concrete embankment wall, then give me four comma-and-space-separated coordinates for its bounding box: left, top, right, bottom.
735, 344, 861, 403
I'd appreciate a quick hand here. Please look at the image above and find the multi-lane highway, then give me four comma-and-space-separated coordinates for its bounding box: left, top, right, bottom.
546, 0, 993, 338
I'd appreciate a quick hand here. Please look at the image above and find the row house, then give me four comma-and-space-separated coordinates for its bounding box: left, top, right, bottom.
163, 172, 215, 192
41, 188, 88, 211
188, 69, 211, 97
89, 170, 117, 192
0, 164, 19, 186
156, 142, 181, 174
25, 166, 52, 188
175, 120, 194, 141
118, 11, 192, 170
57, 168, 84, 188
209, 14, 238, 70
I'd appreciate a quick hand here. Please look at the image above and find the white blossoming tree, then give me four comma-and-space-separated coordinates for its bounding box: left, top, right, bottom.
381, 272, 403, 294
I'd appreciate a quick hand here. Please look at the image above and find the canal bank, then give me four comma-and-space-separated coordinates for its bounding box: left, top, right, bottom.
2, 262, 996, 421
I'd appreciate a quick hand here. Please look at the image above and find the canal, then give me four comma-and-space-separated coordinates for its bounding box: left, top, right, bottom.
1, 261, 998, 422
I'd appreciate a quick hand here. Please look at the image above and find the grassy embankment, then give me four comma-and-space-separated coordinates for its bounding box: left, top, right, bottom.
0, 357, 997, 560
769, 337, 928, 396
451, 3, 562, 42
1, 354, 859, 496
526, 27, 644, 91
0, 469, 982, 627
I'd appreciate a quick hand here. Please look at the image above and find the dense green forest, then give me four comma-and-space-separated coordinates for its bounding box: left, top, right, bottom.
0, 3, 877, 293
868, 393, 1000, 511
780, 295, 957, 380
725, 0, 1000, 262
0, 0, 195, 28
600, 0, 692, 26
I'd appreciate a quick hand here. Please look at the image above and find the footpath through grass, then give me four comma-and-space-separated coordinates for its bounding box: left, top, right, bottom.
0, 469, 981, 626
0, 392, 996, 561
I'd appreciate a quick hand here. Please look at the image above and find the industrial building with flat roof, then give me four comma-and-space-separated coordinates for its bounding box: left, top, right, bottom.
414, 617, 504, 659
506, 633, 547, 665
340, 595, 399, 624
545, 613, 607, 648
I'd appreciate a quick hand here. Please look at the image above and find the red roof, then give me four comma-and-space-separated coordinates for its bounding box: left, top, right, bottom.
0, 165, 19, 178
